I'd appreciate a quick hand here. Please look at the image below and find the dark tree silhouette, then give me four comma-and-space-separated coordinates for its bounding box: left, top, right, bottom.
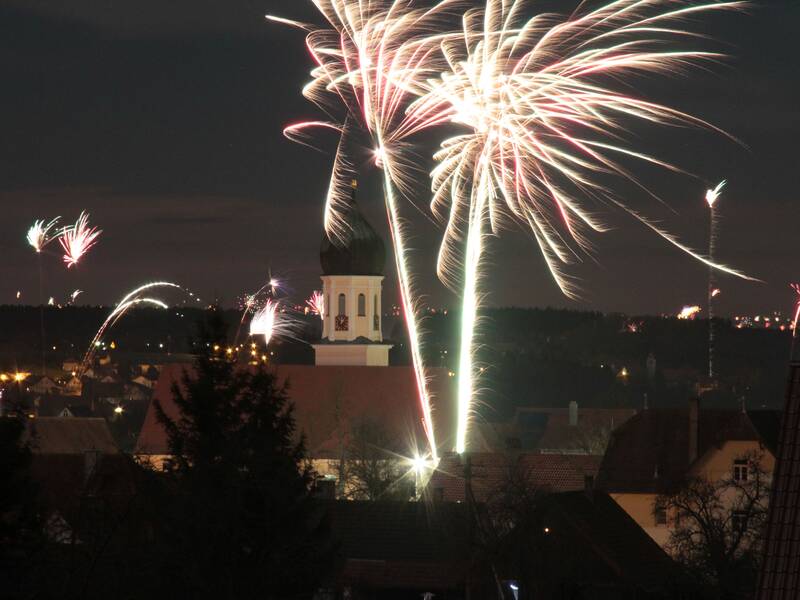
153, 309, 335, 599
657, 451, 770, 600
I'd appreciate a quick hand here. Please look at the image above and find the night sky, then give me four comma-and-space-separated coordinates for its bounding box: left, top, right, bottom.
1, 0, 798, 316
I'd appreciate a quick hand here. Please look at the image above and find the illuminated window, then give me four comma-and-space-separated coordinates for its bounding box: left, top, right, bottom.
337, 293, 346, 316
733, 459, 749, 482
358, 293, 366, 316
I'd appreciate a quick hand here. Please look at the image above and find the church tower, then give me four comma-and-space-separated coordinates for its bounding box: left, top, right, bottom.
312, 180, 393, 366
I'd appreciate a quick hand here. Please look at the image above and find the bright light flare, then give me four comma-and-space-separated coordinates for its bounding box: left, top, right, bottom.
27, 217, 61, 253
59, 212, 102, 268
711, 288, 721, 298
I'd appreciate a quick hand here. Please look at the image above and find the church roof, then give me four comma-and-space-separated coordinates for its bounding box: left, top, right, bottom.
135, 363, 456, 458
320, 182, 386, 276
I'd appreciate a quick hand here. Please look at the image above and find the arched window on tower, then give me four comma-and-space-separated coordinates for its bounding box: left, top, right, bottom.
336, 293, 348, 331
373, 294, 379, 331
358, 294, 366, 316
325, 295, 330, 317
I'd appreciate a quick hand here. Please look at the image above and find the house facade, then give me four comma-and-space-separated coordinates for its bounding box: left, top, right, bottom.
597, 398, 779, 546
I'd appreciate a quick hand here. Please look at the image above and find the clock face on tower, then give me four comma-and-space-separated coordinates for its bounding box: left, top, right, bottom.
335, 315, 349, 331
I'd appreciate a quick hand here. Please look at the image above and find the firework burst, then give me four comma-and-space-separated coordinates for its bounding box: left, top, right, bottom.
270, 0, 462, 460
404, 0, 750, 453
306, 290, 325, 318
27, 217, 62, 253
60, 211, 102, 268
249, 299, 281, 345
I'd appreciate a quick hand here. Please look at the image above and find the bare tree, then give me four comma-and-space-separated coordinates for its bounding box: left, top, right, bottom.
338, 417, 413, 501
657, 450, 770, 599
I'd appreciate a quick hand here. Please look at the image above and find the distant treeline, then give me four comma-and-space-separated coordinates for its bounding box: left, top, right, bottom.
0, 305, 791, 412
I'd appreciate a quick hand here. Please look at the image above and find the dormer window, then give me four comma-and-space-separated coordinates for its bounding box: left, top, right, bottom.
733, 459, 749, 482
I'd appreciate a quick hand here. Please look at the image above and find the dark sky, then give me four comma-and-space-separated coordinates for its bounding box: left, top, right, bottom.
1, 0, 797, 316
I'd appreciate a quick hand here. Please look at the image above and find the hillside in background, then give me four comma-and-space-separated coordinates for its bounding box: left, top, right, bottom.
0, 305, 790, 417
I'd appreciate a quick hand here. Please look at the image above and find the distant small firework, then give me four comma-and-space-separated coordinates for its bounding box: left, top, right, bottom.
47, 297, 54, 306
250, 299, 280, 345
27, 217, 61, 253
69, 289, 83, 304
678, 305, 702, 320
711, 288, 721, 298
16, 291, 21, 300
60, 211, 102, 268
306, 290, 324, 319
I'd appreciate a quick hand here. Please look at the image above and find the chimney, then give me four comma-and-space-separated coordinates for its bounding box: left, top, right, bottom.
568, 400, 578, 426
688, 397, 700, 464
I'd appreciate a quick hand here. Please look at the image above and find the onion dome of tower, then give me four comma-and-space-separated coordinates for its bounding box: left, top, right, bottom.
320, 180, 386, 276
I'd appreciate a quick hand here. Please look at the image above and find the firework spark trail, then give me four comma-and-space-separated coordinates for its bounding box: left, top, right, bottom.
403, 0, 751, 453
250, 299, 280, 345
27, 217, 61, 374
706, 180, 725, 378
60, 211, 102, 268
269, 1, 465, 461
791, 284, 800, 359
79, 282, 184, 375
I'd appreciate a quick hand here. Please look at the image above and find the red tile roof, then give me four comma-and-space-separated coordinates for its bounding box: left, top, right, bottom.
136, 363, 456, 458
428, 452, 601, 503
598, 406, 778, 494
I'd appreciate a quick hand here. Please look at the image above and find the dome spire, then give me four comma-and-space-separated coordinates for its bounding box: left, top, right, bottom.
320, 179, 386, 276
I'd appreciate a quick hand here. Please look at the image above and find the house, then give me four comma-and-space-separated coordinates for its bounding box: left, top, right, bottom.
28, 375, 61, 396
21, 417, 137, 551
326, 490, 682, 599
323, 500, 471, 597
428, 452, 601, 503
62, 359, 80, 374
597, 398, 779, 546
470, 402, 636, 454
131, 374, 155, 389
510, 490, 684, 599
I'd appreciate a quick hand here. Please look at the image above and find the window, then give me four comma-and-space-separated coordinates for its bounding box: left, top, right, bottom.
325, 294, 330, 317
731, 510, 748, 534
654, 503, 667, 526
337, 293, 346, 316
358, 293, 366, 316
373, 295, 379, 331
733, 459, 749, 482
